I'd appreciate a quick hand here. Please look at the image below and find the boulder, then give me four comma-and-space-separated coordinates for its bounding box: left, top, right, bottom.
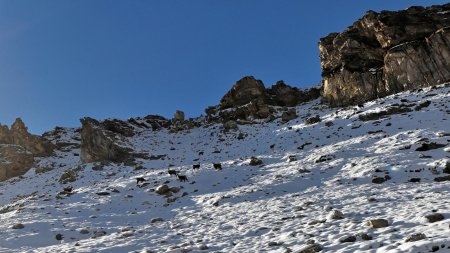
0, 144, 34, 181
320, 3, 450, 106
155, 185, 170, 195
80, 117, 133, 163
281, 109, 298, 123
220, 76, 267, 110
367, 219, 389, 228
173, 110, 185, 121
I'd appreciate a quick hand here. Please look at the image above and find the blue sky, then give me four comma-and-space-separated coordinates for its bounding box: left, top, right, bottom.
0, 0, 447, 134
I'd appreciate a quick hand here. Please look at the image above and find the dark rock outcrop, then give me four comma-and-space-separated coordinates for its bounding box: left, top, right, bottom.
208, 76, 320, 122
80, 117, 134, 163
320, 4, 450, 106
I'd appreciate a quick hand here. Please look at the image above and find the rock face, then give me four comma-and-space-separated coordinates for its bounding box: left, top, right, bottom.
80, 118, 133, 163
320, 4, 450, 106
0, 118, 54, 157
208, 76, 320, 122
0, 118, 54, 181
0, 145, 34, 181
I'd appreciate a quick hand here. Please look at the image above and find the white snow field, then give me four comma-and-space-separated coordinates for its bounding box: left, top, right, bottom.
0, 84, 449, 253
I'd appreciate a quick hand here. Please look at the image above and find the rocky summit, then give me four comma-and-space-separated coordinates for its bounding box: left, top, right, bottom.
320, 3, 450, 106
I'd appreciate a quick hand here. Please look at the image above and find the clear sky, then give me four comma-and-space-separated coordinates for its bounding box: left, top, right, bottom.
0, 0, 447, 134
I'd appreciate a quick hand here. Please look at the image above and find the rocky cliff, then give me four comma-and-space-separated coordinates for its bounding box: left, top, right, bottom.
0, 118, 55, 181
207, 76, 320, 122
320, 4, 450, 106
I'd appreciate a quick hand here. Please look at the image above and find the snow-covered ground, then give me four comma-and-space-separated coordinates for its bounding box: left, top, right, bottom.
0, 85, 449, 253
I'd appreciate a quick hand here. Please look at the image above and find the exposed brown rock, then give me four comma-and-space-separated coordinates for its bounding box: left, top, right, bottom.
0, 118, 54, 157
173, 110, 185, 122
320, 4, 450, 106
220, 76, 267, 110
210, 76, 320, 122
0, 144, 34, 181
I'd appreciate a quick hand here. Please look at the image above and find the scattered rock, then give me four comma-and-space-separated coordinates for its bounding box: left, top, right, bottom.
79, 228, 90, 234
405, 233, 426, 242
91, 230, 107, 238
55, 234, 64, 240
305, 115, 321, 125
281, 109, 298, 123
415, 142, 447, 151
367, 219, 389, 228
360, 233, 373, 240
327, 209, 344, 220
315, 154, 334, 163
295, 243, 323, 253
372, 177, 387, 184
249, 157, 263, 166
155, 185, 170, 195
150, 217, 164, 223
223, 121, 238, 132
424, 213, 445, 223
339, 235, 356, 243
11, 223, 24, 229
59, 169, 78, 184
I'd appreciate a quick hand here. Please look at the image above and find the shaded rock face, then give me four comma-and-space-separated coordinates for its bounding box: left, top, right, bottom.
0, 144, 34, 181
0, 118, 54, 157
80, 118, 133, 163
210, 76, 320, 122
320, 4, 450, 106
220, 76, 267, 110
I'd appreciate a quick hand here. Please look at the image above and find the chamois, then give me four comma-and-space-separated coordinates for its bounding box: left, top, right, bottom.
168, 169, 179, 176
136, 177, 146, 184
213, 163, 222, 170
63, 186, 73, 193
177, 174, 188, 182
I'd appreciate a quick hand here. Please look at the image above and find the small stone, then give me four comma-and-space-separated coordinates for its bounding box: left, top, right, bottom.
327, 209, 344, 220
155, 185, 170, 195
91, 230, 107, 238
372, 177, 387, 184
405, 233, 426, 242
151, 217, 164, 223
367, 219, 389, 228
339, 235, 356, 243
249, 157, 263, 166
295, 243, 323, 253
12, 223, 24, 229
424, 213, 445, 223
79, 228, 90, 234
55, 234, 64, 240
199, 244, 208, 250
360, 233, 372, 240
169, 187, 180, 193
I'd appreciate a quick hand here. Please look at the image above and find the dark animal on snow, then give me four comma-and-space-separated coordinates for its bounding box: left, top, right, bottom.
213, 163, 222, 170
136, 177, 146, 184
63, 186, 73, 193
177, 175, 188, 182
193, 164, 200, 170
168, 169, 179, 176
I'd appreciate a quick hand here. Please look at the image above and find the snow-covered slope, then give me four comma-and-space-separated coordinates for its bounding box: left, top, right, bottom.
0, 85, 449, 253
